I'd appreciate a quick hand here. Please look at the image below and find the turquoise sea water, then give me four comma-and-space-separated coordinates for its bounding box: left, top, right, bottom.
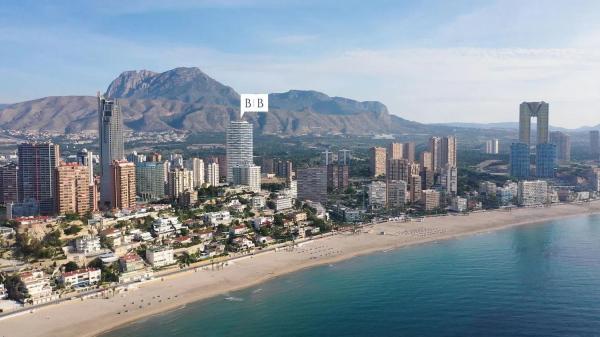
103, 215, 600, 337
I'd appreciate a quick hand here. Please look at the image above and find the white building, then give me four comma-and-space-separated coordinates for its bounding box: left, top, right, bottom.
274, 196, 293, 211
226, 121, 253, 183
251, 195, 266, 209
0, 284, 7, 299
449, 196, 467, 212
368, 181, 387, 208
152, 216, 184, 238
204, 211, 232, 226
441, 165, 458, 195
60, 268, 101, 288
74, 235, 102, 255
518, 180, 548, 206
146, 246, 175, 268
479, 181, 497, 197
185, 157, 205, 188
232, 164, 261, 192
485, 139, 499, 154
19, 271, 57, 305
206, 162, 220, 187
168, 168, 194, 199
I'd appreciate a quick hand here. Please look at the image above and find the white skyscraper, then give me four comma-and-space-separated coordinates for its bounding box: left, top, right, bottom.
206, 162, 219, 187
185, 158, 205, 188
98, 95, 125, 209
232, 164, 261, 192
226, 121, 253, 183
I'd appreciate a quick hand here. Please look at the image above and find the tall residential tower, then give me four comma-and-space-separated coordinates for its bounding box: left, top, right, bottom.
98, 95, 125, 209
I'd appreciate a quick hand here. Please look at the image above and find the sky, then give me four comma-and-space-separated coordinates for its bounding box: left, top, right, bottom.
1, 0, 600, 128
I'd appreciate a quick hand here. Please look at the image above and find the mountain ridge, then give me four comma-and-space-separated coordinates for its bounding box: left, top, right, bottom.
0, 67, 425, 135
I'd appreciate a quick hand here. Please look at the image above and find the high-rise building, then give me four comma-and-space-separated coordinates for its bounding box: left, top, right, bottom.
387, 159, 410, 182
510, 143, 530, 179
55, 163, 90, 215
261, 158, 274, 175
409, 175, 422, 203
421, 189, 440, 211
388, 143, 403, 160
428, 137, 441, 171
386, 180, 407, 209
98, 95, 125, 210
517, 180, 548, 206
185, 158, 205, 188
536, 143, 557, 178
369, 147, 387, 177
226, 121, 253, 183
297, 167, 327, 204
206, 162, 219, 187
403, 142, 416, 162
549, 131, 571, 162
441, 165, 458, 195
232, 164, 261, 192
484, 139, 499, 154
0, 163, 18, 204
18, 143, 60, 215
519, 101, 549, 146
368, 181, 387, 208
420, 151, 433, 172
275, 160, 293, 180
420, 168, 435, 190
167, 168, 194, 199
590, 130, 600, 161
441, 136, 457, 168
135, 161, 166, 201
325, 163, 349, 192
111, 160, 136, 210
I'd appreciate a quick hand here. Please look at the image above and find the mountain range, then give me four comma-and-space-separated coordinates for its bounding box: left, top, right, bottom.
0, 67, 431, 136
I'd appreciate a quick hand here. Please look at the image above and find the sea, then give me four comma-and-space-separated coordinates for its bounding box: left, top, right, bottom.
102, 215, 600, 337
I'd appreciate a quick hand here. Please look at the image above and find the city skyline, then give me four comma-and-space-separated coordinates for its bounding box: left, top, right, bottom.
2, 1, 600, 128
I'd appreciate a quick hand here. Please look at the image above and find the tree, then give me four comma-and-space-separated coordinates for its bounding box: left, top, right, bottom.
63, 261, 79, 272
63, 225, 82, 235
4, 274, 26, 302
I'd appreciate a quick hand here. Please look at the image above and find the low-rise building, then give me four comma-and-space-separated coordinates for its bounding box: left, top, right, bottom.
230, 237, 255, 251
251, 196, 266, 209
146, 246, 175, 268
19, 271, 57, 305
59, 268, 101, 288
74, 235, 102, 255
274, 196, 293, 211
230, 225, 249, 236
119, 252, 145, 273
204, 211, 231, 227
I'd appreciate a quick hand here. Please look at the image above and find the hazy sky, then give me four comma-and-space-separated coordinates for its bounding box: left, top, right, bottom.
2, 0, 600, 128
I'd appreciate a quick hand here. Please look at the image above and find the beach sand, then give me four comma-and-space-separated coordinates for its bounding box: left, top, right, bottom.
2, 202, 599, 337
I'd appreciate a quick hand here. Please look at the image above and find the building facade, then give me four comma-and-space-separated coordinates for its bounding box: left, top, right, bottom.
226, 121, 254, 183
297, 167, 327, 204
111, 160, 136, 210
18, 143, 60, 215
98, 95, 125, 210
55, 163, 91, 215
369, 147, 387, 177
135, 161, 166, 201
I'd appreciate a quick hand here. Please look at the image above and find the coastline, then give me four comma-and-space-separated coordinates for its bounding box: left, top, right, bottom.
3, 202, 600, 337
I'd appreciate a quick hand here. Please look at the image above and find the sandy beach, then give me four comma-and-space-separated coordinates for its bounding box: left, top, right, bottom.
2, 202, 600, 337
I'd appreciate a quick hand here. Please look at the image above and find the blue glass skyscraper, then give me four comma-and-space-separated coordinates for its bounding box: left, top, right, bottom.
536, 143, 556, 178
510, 143, 530, 179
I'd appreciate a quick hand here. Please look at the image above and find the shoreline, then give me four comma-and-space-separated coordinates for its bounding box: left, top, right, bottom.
3, 202, 600, 337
